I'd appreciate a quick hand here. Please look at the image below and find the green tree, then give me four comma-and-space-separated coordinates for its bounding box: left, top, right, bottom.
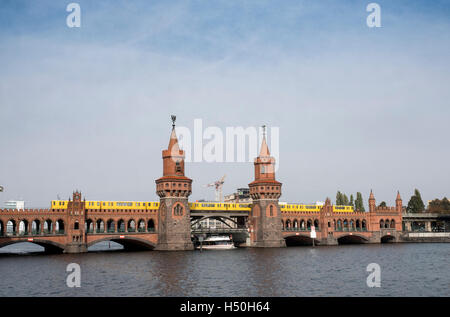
355, 192, 365, 211
336, 191, 343, 205
406, 189, 425, 213
350, 194, 354, 207
342, 194, 349, 205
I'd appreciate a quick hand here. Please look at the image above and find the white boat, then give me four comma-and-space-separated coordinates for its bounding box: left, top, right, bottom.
198, 235, 236, 250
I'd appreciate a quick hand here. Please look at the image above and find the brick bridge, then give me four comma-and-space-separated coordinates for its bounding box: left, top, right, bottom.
0, 118, 403, 253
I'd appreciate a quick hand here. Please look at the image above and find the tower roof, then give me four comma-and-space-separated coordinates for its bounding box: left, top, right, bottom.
167, 126, 180, 153
396, 191, 402, 200
259, 136, 271, 157
369, 190, 375, 200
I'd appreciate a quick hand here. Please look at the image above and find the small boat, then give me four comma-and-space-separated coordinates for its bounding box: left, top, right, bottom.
197, 235, 236, 250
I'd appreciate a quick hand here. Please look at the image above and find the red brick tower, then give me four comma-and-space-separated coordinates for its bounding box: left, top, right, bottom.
248, 127, 285, 247
65, 191, 87, 253
369, 190, 376, 212
396, 191, 402, 213
155, 116, 194, 250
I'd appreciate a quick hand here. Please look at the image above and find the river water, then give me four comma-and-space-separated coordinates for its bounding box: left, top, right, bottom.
0, 242, 448, 296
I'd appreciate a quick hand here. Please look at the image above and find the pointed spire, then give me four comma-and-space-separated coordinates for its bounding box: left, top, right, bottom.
168, 115, 180, 152
259, 125, 270, 157
369, 189, 375, 200
396, 191, 401, 200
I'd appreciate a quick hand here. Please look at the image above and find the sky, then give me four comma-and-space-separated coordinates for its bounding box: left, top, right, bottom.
0, 0, 449, 208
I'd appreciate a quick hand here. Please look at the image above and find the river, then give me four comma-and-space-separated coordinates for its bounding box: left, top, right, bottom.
0, 242, 448, 296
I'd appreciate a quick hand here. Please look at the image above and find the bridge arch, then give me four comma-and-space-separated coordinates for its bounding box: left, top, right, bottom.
32, 219, 41, 235
56, 219, 65, 234
87, 236, 156, 251
117, 219, 125, 232
107, 219, 116, 233
86, 219, 94, 233
18, 220, 29, 235
6, 220, 16, 235
44, 219, 53, 234
137, 219, 145, 232
96, 219, 105, 233
191, 215, 238, 228
337, 234, 369, 244
147, 219, 155, 232
381, 234, 396, 243
284, 234, 315, 246
127, 219, 136, 232
0, 239, 65, 253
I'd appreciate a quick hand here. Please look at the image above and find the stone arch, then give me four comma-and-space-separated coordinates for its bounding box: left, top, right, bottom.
19, 219, 29, 235
56, 219, 65, 234
337, 234, 369, 244
85, 219, 94, 233
6, 220, 17, 235
127, 219, 136, 232
337, 219, 342, 230
390, 219, 395, 229
285, 219, 291, 229
116, 219, 125, 232
356, 219, 361, 230
293, 219, 299, 229
96, 219, 105, 233
285, 234, 316, 246
362, 219, 367, 230
300, 219, 306, 230
44, 219, 53, 234
107, 219, 116, 233
0, 239, 65, 253
147, 219, 155, 232
307, 219, 312, 230
87, 236, 156, 251
314, 219, 319, 230
381, 234, 396, 243
385, 219, 390, 229
32, 219, 41, 235
137, 219, 146, 232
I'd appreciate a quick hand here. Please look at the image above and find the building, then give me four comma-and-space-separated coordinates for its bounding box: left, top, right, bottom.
4, 200, 25, 210
224, 188, 252, 203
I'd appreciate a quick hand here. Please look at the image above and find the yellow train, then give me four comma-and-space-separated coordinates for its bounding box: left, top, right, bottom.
279, 203, 354, 213
51, 200, 354, 212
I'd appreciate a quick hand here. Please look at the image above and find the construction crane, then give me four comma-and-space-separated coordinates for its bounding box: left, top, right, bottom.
204, 175, 226, 202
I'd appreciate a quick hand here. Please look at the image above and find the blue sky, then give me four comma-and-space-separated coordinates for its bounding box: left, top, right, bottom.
1, 0, 449, 207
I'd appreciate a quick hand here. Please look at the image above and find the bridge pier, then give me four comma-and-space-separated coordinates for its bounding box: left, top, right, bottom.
64, 243, 88, 254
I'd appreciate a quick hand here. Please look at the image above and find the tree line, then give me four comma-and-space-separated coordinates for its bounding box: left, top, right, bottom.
334, 188, 447, 214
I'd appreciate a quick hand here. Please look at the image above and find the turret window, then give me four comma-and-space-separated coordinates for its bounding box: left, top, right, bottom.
176, 161, 182, 173
174, 204, 184, 216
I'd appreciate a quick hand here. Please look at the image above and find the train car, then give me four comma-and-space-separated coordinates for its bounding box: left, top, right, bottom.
189, 202, 251, 211
51, 200, 160, 211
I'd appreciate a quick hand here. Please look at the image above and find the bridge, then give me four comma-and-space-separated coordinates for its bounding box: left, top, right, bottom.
0, 117, 411, 253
